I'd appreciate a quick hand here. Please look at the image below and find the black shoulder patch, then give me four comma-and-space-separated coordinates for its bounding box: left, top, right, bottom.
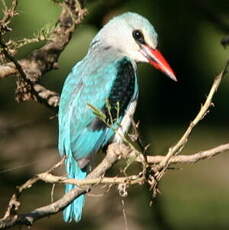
88, 58, 135, 131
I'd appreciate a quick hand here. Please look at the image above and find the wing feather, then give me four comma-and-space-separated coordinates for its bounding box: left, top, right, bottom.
59, 59, 120, 159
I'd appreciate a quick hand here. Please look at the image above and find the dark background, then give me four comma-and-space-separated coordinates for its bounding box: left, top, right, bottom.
0, 0, 229, 229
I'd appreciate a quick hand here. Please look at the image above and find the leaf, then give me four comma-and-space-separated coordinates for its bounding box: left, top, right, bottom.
87, 104, 106, 122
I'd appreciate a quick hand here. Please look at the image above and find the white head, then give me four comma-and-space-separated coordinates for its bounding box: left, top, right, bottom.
90, 12, 176, 81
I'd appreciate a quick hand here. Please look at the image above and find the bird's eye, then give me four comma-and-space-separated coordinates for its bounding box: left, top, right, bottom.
132, 30, 145, 44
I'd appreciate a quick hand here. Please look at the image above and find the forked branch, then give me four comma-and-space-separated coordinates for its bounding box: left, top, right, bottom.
0, 61, 228, 229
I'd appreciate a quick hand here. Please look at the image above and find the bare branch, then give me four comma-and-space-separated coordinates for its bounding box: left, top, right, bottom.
0, 0, 18, 35
1, 0, 86, 80
0, 2, 228, 229
28, 143, 229, 186
0, 37, 38, 103
33, 83, 60, 108
146, 143, 229, 164
0, 143, 119, 229
0, 64, 17, 79
0, 0, 87, 107
1, 62, 229, 229
1, 139, 229, 229
154, 61, 229, 177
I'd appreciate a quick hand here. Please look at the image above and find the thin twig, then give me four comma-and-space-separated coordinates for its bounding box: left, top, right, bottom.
0, 0, 87, 107
1, 139, 229, 229
0, 144, 119, 229
0, 0, 18, 35
146, 142, 229, 164
1, 60, 229, 228
38, 173, 143, 186
155, 61, 229, 177
25, 143, 229, 187
0, 3, 228, 227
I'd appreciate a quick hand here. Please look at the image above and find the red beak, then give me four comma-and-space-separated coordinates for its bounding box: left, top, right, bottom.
141, 45, 177, 81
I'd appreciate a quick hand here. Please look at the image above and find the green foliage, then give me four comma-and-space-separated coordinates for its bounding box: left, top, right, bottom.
88, 101, 146, 175
88, 100, 121, 127
87, 103, 107, 123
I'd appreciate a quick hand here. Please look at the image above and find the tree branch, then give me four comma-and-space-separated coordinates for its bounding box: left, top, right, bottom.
0, 0, 18, 35
1, 139, 229, 229
146, 142, 229, 164
1, 61, 228, 229
153, 61, 229, 183
0, 2, 228, 229
0, 0, 87, 107
28, 143, 229, 186
0, 144, 119, 229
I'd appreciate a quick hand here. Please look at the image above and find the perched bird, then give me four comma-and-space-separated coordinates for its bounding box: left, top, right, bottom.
58, 12, 176, 222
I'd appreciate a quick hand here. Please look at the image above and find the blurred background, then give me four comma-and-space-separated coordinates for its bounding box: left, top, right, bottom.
0, 0, 229, 229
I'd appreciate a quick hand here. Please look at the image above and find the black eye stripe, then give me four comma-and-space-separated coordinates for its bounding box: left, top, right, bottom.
132, 30, 145, 44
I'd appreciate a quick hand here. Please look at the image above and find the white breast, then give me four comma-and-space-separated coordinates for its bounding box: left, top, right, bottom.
113, 99, 137, 143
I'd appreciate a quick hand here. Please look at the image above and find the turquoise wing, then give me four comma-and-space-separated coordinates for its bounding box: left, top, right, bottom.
58, 59, 123, 160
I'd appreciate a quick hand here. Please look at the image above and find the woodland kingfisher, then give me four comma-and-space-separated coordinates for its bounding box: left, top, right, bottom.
58, 12, 177, 222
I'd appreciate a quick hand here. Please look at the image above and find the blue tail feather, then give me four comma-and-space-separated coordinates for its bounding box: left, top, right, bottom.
64, 155, 87, 222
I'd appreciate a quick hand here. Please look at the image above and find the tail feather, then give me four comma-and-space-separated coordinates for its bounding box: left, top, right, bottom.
64, 155, 87, 222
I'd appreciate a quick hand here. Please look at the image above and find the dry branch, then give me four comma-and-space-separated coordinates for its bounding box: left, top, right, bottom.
153, 61, 229, 183
0, 1, 229, 229
32, 143, 229, 186
1, 141, 229, 229
0, 60, 228, 229
146, 143, 229, 164
0, 0, 87, 107
0, 144, 119, 229
0, 0, 18, 35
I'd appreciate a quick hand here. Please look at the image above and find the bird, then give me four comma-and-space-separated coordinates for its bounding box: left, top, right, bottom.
58, 12, 176, 222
